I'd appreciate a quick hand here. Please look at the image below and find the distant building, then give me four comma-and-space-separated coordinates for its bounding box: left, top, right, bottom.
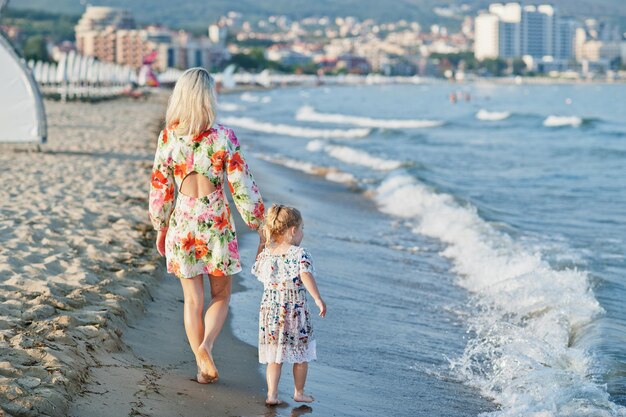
265, 46, 312, 67
475, 12, 499, 60
209, 23, 228, 46
75, 6, 229, 71
474, 2, 577, 63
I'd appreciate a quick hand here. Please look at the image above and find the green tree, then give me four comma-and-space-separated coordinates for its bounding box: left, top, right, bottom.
22, 35, 49, 61
511, 58, 526, 75
482, 58, 507, 76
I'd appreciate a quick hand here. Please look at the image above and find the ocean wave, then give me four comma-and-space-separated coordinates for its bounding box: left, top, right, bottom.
476, 109, 512, 121
296, 105, 444, 129
543, 115, 583, 128
307, 140, 403, 171
219, 102, 244, 112
240, 92, 271, 103
221, 116, 371, 139
254, 152, 357, 185
375, 173, 625, 417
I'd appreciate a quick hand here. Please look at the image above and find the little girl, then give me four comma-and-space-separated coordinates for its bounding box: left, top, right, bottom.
252, 204, 326, 406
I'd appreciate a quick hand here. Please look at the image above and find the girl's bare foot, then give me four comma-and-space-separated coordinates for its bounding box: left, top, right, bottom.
293, 391, 314, 403
197, 344, 219, 382
265, 394, 283, 406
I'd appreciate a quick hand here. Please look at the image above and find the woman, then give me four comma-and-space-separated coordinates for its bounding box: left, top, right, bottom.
148, 67, 265, 383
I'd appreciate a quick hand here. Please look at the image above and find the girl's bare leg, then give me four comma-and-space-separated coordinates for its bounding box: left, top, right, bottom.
293, 363, 314, 402
266, 363, 283, 405
179, 275, 207, 381
197, 274, 232, 381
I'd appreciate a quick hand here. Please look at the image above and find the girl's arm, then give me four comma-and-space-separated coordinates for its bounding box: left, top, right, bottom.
301, 272, 326, 317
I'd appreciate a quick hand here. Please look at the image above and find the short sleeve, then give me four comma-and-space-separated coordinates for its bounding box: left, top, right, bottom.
298, 248, 315, 276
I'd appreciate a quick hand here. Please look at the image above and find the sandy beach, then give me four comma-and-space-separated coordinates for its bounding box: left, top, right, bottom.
0, 91, 337, 417
0, 93, 166, 416
0, 92, 266, 417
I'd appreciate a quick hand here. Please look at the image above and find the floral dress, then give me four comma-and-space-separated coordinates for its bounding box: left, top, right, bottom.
252, 245, 317, 364
149, 124, 264, 279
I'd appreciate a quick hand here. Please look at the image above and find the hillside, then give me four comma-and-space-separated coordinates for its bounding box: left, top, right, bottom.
8, 0, 626, 31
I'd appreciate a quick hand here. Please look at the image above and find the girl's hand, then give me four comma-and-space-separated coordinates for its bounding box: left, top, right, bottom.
315, 298, 327, 318
156, 228, 167, 256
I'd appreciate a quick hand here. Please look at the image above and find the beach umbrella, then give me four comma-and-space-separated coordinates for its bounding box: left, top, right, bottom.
33, 60, 43, 82
0, 33, 47, 143
40, 61, 49, 84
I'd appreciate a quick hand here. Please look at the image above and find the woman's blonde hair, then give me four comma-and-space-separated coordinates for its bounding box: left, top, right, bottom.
263, 204, 302, 243
165, 67, 217, 137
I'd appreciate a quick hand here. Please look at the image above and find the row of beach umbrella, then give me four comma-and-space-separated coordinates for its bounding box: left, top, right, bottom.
26, 51, 139, 100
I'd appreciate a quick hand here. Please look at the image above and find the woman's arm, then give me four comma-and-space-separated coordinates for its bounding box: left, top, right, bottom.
149, 129, 175, 241
224, 127, 265, 230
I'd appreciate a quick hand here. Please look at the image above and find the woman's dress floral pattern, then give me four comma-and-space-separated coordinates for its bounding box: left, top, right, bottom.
149, 124, 264, 279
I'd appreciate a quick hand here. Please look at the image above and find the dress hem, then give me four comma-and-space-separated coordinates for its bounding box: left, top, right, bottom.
171, 266, 243, 279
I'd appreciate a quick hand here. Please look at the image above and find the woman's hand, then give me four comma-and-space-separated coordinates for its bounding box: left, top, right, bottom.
315, 298, 327, 318
156, 228, 168, 256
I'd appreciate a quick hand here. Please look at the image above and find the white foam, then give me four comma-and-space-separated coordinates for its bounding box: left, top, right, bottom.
307, 140, 402, 171
221, 116, 371, 139
375, 173, 624, 417
296, 105, 444, 129
254, 153, 356, 185
219, 102, 243, 112
543, 115, 583, 128
240, 92, 271, 103
476, 109, 511, 121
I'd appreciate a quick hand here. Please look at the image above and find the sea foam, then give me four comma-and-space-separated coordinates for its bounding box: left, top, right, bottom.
254, 152, 357, 185
219, 102, 243, 112
221, 116, 371, 139
296, 105, 444, 129
543, 115, 583, 128
375, 172, 625, 417
240, 92, 271, 103
476, 109, 512, 121
307, 140, 403, 171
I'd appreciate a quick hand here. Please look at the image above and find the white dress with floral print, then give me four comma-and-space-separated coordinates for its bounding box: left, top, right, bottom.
149, 124, 264, 279
252, 245, 317, 364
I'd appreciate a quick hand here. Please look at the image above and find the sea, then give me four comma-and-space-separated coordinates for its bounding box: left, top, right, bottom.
220, 81, 626, 417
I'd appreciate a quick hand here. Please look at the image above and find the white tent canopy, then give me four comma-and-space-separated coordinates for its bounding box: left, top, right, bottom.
0, 34, 47, 144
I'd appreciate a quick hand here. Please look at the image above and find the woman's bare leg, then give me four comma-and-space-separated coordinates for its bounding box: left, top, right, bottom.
197, 274, 232, 381
266, 363, 283, 405
179, 275, 205, 376
293, 363, 314, 403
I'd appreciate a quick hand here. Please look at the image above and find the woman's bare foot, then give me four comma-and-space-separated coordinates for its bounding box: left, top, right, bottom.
197, 344, 219, 382
293, 391, 314, 403
265, 395, 283, 406
196, 367, 216, 384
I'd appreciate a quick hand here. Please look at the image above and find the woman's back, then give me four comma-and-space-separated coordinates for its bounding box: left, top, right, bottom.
150, 123, 264, 234
159, 124, 239, 193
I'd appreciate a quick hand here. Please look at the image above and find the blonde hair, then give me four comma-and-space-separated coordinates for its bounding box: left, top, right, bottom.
263, 204, 302, 243
165, 67, 217, 137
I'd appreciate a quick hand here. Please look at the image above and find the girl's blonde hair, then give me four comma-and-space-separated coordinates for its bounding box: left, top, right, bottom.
165, 67, 217, 137
263, 204, 302, 243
